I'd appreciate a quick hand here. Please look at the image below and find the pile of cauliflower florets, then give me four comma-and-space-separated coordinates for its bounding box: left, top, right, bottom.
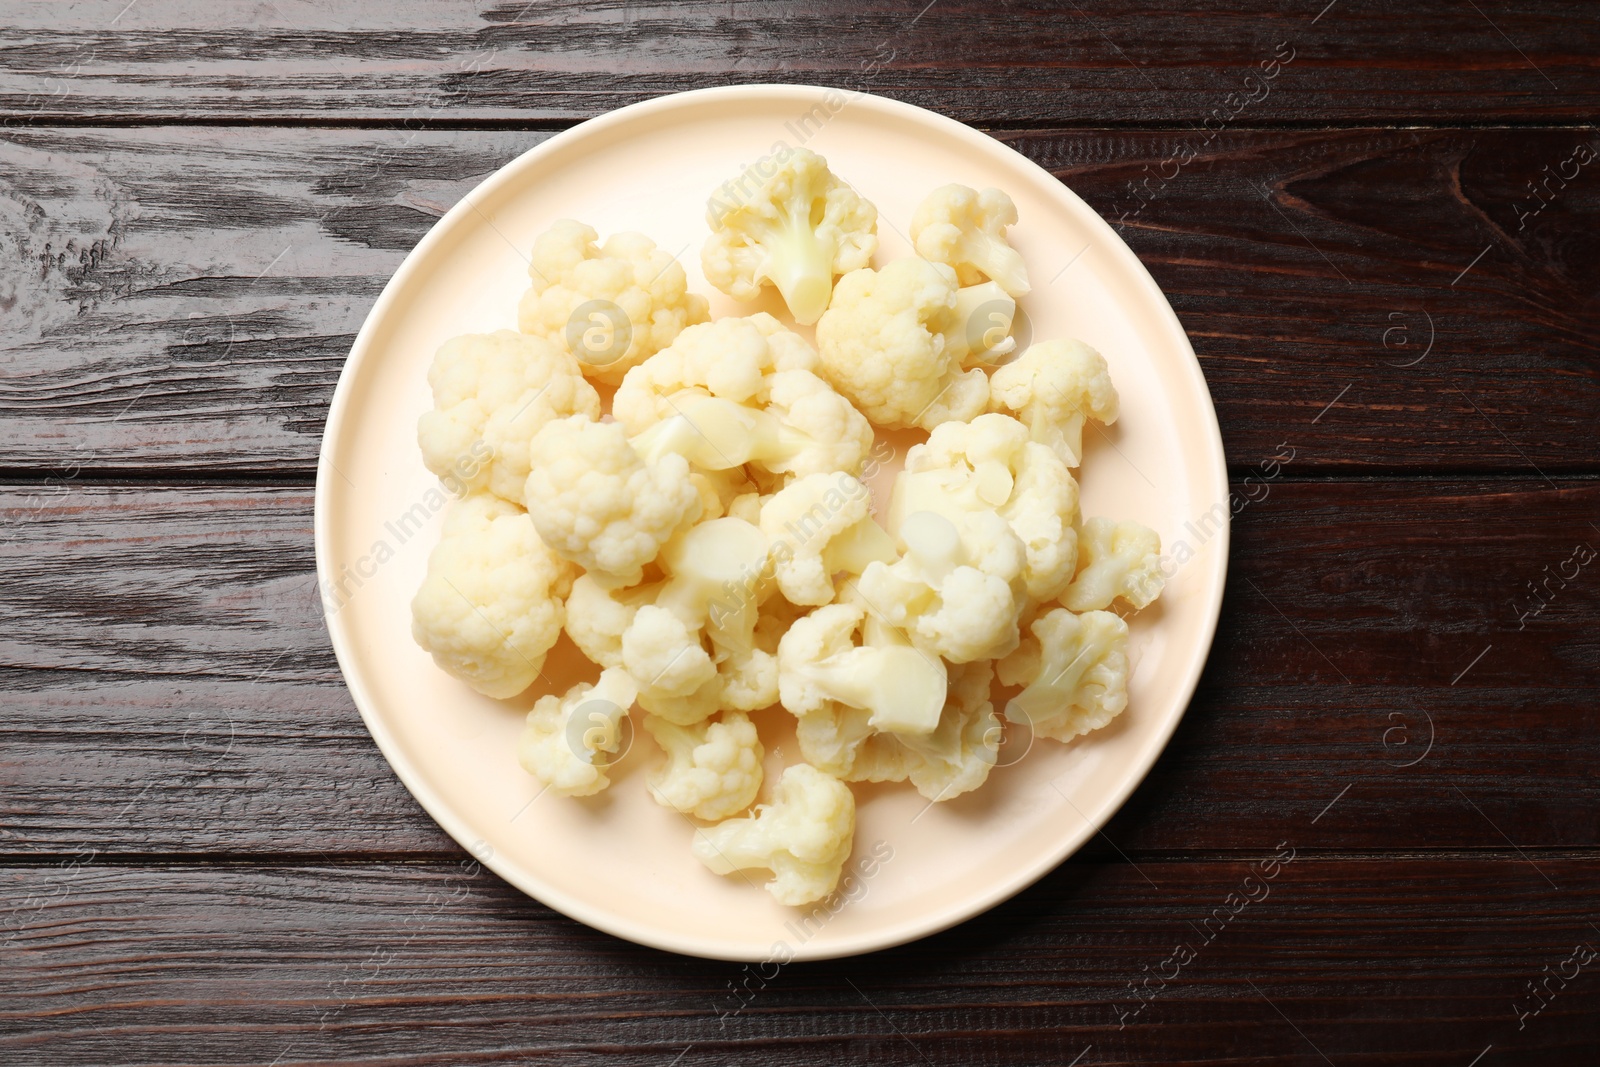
410, 148, 1164, 908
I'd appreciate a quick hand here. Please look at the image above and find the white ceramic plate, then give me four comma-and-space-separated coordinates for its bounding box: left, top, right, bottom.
315, 84, 1228, 961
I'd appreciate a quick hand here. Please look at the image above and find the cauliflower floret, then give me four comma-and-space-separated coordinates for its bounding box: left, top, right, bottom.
517, 668, 638, 797
624, 604, 718, 708
998, 608, 1129, 743
614, 314, 818, 426
901, 660, 1003, 801
798, 650, 1000, 803
417, 330, 600, 506
760, 472, 896, 606
410, 494, 575, 699
911, 184, 1031, 296
525, 415, 702, 588
814, 258, 990, 431
645, 710, 764, 820
858, 502, 1025, 663
1061, 517, 1165, 611
692, 763, 856, 906
617, 315, 873, 482
619, 517, 774, 723
988, 339, 1119, 468
702, 147, 878, 325
518, 219, 710, 385
562, 573, 653, 669
893, 412, 1079, 602
778, 602, 947, 736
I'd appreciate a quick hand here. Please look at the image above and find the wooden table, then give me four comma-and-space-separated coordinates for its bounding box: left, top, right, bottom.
3, 2, 1598, 1063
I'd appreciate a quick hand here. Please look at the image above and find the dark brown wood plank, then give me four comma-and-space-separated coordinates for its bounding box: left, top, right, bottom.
2, 1, 1598, 125
2, 857, 1597, 1064
3, 126, 1597, 474
2, 480, 1595, 855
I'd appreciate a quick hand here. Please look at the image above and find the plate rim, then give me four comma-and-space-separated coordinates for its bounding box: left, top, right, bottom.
314, 82, 1230, 961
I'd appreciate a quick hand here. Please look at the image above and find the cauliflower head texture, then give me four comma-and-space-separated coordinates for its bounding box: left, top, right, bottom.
894, 412, 1079, 602
518, 668, 639, 797
911, 184, 1031, 296
1061, 517, 1165, 611
896, 659, 1002, 802
410, 494, 576, 699
998, 607, 1129, 743
417, 330, 600, 507
778, 602, 948, 736
814, 258, 990, 431
525, 415, 703, 588
860, 503, 1025, 664
988, 339, 1119, 468
616, 314, 873, 482
760, 471, 896, 606
518, 219, 710, 385
692, 763, 856, 905
645, 710, 764, 820
703, 147, 878, 325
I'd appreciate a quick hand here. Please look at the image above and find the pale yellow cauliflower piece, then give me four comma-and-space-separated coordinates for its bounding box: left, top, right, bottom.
617, 314, 873, 482
692, 763, 857, 906
517, 668, 638, 797
417, 330, 600, 506
645, 710, 764, 820
562, 573, 653, 670
911, 184, 1031, 296
410, 494, 575, 699
620, 517, 774, 723
518, 219, 710, 385
860, 498, 1026, 663
759, 471, 896, 606
998, 608, 1129, 743
901, 659, 1003, 801
525, 415, 702, 588
988, 339, 1119, 468
778, 602, 948, 737
1062, 517, 1165, 611
814, 258, 990, 431
702, 147, 878, 325
893, 412, 1080, 602
800, 657, 1001, 803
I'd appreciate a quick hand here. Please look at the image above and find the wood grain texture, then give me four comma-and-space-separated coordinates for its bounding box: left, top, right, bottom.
2, 1, 1598, 125
3, 481, 1595, 855
2, 858, 1597, 1065
2, 126, 1597, 473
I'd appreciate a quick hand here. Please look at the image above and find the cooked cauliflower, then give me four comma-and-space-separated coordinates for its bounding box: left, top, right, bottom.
562, 573, 652, 670
417, 330, 600, 506
525, 415, 703, 588
988, 339, 1119, 468
692, 763, 856, 906
814, 258, 990, 431
518, 219, 710, 385
518, 668, 639, 797
410, 494, 575, 699
703, 148, 878, 325
998, 608, 1129, 742
858, 505, 1025, 664
1061, 517, 1165, 611
911, 184, 1031, 297
902, 659, 1003, 800
617, 314, 873, 481
760, 472, 896, 606
778, 602, 947, 736
892, 413, 1079, 602
623, 517, 774, 723
800, 655, 1000, 803
645, 710, 764, 820
623, 604, 718, 710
